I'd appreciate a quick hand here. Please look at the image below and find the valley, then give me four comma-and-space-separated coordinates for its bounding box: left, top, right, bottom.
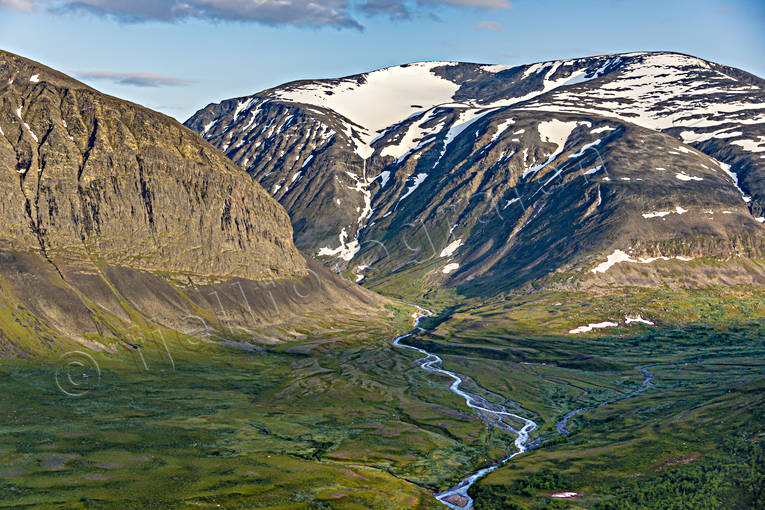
0, 46, 763, 509
1, 286, 762, 508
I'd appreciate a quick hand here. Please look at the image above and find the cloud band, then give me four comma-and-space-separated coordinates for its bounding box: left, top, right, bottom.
3, 0, 512, 30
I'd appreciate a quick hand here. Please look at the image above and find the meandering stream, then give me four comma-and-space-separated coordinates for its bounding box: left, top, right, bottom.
557, 366, 655, 434
393, 307, 669, 509
393, 307, 537, 509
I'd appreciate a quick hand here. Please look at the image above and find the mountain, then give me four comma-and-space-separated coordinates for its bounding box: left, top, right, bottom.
0, 50, 383, 357
2, 49, 763, 510
186, 52, 765, 294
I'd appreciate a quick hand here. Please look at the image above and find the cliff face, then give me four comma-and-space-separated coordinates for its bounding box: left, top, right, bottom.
0, 51, 388, 357
0, 50, 306, 281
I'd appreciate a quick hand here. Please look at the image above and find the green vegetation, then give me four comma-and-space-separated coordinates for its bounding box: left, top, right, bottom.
435, 288, 765, 509
1, 285, 763, 508
471, 406, 764, 510
595, 436, 764, 509
0, 308, 512, 509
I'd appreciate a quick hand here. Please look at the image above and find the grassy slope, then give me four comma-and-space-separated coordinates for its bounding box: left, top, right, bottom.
0, 303, 521, 509
1, 258, 764, 508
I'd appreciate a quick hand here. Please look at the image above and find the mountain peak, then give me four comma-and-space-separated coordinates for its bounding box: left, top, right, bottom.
186, 50, 764, 293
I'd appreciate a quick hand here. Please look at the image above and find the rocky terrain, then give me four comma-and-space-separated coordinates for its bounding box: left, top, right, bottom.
187, 52, 765, 293
0, 50, 384, 356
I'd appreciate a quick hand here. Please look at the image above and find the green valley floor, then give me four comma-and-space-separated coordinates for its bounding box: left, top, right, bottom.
0, 287, 763, 509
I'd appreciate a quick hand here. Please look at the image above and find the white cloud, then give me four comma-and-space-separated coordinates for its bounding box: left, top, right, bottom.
52, 0, 363, 28
423, 0, 511, 7
74, 70, 195, 87
474, 20, 505, 30
0, 0, 38, 10
1, 0, 512, 29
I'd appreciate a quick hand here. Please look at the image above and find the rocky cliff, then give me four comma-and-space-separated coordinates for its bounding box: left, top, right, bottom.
0, 50, 306, 281
0, 50, 384, 357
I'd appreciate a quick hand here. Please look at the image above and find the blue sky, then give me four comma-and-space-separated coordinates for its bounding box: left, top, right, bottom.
1, 0, 763, 121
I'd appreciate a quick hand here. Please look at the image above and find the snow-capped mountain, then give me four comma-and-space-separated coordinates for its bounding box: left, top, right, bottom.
186, 52, 765, 291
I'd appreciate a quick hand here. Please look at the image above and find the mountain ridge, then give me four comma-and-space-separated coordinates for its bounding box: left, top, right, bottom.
186, 51, 765, 295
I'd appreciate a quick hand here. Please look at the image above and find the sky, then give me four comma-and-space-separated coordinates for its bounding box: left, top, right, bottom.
1, 0, 763, 121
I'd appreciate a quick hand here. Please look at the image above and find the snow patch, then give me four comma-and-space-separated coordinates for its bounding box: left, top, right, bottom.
491, 118, 515, 142
522, 62, 547, 78
233, 98, 256, 121
376, 170, 390, 187
203, 119, 219, 135
731, 136, 765, 153
569, 322, 619, 334
317, 227, 359, 261
716, 161, 751, 203
440, 239, 463, 258
584, 164, 602, 175
481, 64, 517, 73
642, 206, 687, 218
523, 120, 581, 177
437, 108, 498, 163
378, 110, 443, 160
398, 172, 428, 202
592, 249, 693, 273
675, 172, 703, 181
504, 197, 520, 209
522, 52, 765, 135
680, 129, 743, 143
273, 62, 460, 158
625, 316, 654, 325
569, 139, 602, 158
642, 211, 671, 218
591, 249, 633, 273
442, 262, 459, 274
551, 492, 579, 499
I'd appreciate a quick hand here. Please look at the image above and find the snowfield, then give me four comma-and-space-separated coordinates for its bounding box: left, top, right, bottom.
442, 262, 460, 274
592, 249, 694, 274
274, 62, 461, 157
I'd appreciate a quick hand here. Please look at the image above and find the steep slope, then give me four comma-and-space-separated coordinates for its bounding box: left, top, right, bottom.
358, 111, 763, 289
520, 52, 765, 216
0, 50, 306, 280
185, 57, 626, 257
186, 52, 765, 293
0, 50, 384, 357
